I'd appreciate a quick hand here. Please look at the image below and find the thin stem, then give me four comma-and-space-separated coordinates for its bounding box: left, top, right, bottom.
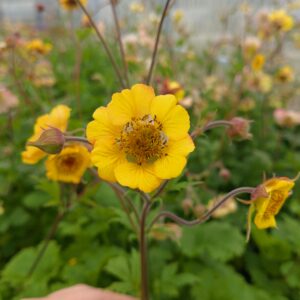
190, 120, 232, 140
149, 187, 255, 229
70, 12, 83, 121
110, 0, 129, 86
75, 0, 126, 88
9, 48, 32, 106
139, 200, 151, 300
65, 136, 92, 145
108, 182, 139, 234
151, 180, 169, 199
88, 168, 140, 228
146, 0, 172, 85
27, 211, 65, 277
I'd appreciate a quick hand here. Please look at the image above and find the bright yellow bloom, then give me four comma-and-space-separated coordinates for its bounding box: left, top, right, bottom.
46, 144, 90, 184
268, 10, 294, 32
26, 39, 52, 55
251, 54, 265, 71
22, 105, 70, 164
253, 177, 295, 229
86, 84, 194, 193
60, 0, 87, 10
276, 65, 294, 83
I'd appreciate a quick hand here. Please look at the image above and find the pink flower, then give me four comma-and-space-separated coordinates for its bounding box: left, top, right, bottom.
274, 108, 300, 127
0, 86, 19, 114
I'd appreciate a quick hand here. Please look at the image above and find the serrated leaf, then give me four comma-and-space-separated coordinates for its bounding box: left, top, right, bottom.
180, 221, 245, 262
105, 250, 140, 295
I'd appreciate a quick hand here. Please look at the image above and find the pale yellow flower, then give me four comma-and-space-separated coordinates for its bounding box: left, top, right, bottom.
268, 10, 294, 32
276, 65, 294, 83
26, 39, 52, 55
251, 54, 265, 71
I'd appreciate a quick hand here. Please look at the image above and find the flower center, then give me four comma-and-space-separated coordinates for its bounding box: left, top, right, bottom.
116, 115, 168, 165
57, 154, 80, 172
65, 0, 77, 7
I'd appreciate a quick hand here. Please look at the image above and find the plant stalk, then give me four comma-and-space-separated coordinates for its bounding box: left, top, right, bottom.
149, 187, 255, 229
75, 0, 126, 88
146, 0, 172, 85
27, 211, 65, 277
140, 200, 151, 300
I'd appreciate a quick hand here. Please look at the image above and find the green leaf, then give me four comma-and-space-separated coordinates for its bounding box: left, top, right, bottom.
191, 262, 283, 300
105, 250, 140, 296
180, 221, 245, 262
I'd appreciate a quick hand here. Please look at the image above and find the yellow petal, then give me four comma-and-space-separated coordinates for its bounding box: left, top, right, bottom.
91, 138, 126, 182
254, 213, 277, 229
108, 84, 155, 125
45, 144, 90, 184
48, 104, 71, 131
86, 107, 120, 144
154, 135, 195, 179
264, 177, 295, 193
22, 105, 71, 165
114, 162, 162, 192
151, 95, 190, 140
22, 147, 46, 164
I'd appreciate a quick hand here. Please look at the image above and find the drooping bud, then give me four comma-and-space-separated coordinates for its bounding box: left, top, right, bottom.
219, 167, 231, 181
181, 198, 193, 215
27, 127, 65, 154
227, 117, 252, 140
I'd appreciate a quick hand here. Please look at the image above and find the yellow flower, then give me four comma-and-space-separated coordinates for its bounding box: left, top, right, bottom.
86, 84, 195, 193
129, 2, 144, 13
276, 65, 294, 83
161, 80, 185, 102
172, 10, 184, 23
22, 105, 71, 164
60, 0, 87, 10
46, 144, 90, 184
26, 39, 52, 55
253, 177, 295, 229
251, 54, 265, 71
243, 36, 261, 58
268, 10, 294, 32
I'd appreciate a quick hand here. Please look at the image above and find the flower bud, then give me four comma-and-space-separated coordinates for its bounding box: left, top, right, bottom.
27, 127, 65, 154
193, 203, 206, 218
227, 117, 252, 140
181, 198, 193, 215
219, 167, 231, 181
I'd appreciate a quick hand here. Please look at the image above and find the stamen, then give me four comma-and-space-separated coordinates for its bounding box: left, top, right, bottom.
116, 114, 168, 164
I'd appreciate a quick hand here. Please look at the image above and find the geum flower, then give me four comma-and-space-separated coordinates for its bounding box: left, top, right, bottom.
60, 0, 87, 10
250, 176, 296, 229
86, 84, 195, 193
22, 105, 70, 164
46, 144, 91, 184
26, 39, 52, 55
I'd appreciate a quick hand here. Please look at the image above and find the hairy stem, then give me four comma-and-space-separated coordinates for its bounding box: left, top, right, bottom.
191, 120, 232, 140
146, 0, 172, 85
110, 0, 129, 86
75, 0, 126, 88
140, 200, 151, 300
149, 187, 255, 229
27, 211, 65, 277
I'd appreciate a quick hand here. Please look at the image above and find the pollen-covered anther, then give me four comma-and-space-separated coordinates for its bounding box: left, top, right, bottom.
117, 114, 168, 164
